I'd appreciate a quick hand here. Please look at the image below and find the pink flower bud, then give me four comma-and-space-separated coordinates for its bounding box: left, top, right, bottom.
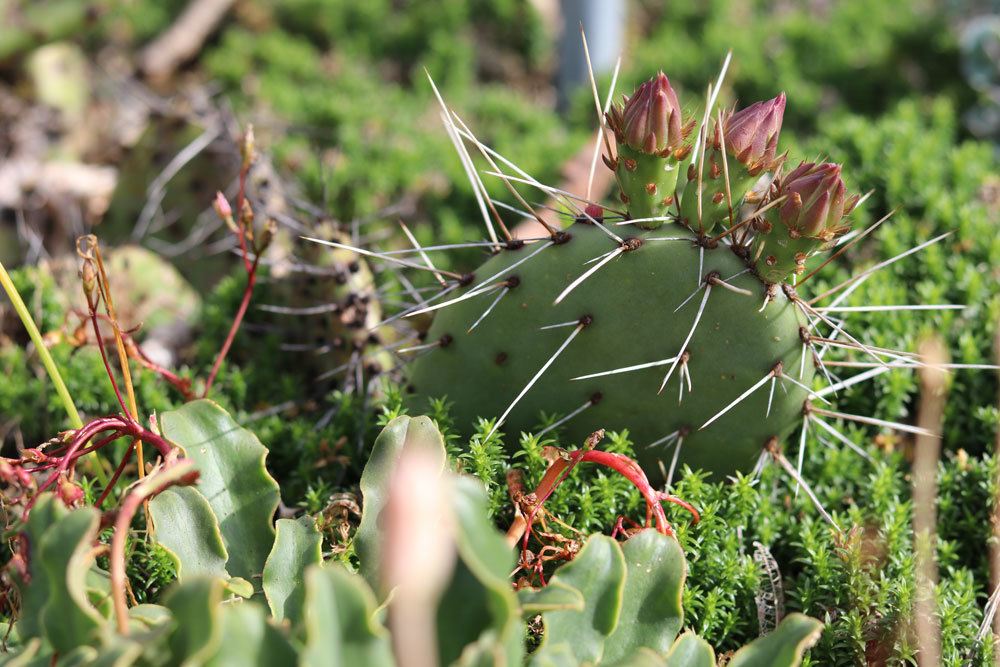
213, 191, 233, 219
716, 93, 786, 172
609, 72, 684, 155
778, 162, 857, 239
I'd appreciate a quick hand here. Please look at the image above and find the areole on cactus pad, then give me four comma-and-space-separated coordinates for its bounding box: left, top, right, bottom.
403, 68, 861, 478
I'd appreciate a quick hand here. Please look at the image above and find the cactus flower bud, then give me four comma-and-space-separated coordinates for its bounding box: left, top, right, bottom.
778, 162, 857, 240
715, 94, 786, 173
608, 72, 684, 155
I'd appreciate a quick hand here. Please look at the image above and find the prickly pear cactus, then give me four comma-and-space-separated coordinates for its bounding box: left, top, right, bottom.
259, 221, 388, 379
406, 73, 843, 476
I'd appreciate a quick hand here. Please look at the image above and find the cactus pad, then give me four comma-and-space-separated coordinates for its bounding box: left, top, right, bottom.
407, 222, 814, 475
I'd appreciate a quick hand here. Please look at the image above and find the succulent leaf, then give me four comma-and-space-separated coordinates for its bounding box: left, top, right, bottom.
209, 602, 298, 666
262, 516, 323, 623
663, 633, 716, 667
163, 577, 225, 666
159, 399, 281, 587
727, 614, 823, 667
355, 415, 448, 595
148, 485, 229, 580
602, 530, 685, 662
531, 534, 627, 665
34, 501, 105, 653
300, 565, 395, 667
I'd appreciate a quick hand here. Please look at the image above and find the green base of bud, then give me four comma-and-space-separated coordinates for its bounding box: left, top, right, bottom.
751, 224, 825, 284
679, 153, 758, 234
615, 145, 681, 228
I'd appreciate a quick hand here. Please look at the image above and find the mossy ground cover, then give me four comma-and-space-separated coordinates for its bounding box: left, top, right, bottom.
1, 0, 998, 663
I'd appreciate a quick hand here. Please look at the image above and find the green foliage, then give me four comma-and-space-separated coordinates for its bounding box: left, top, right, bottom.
6, 410, 820, 666
623, 0, 971, 134
354, 414, 448, 595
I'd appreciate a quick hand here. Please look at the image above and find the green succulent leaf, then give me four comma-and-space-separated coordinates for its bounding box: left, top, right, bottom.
727, 614, 823, 667
664, 632, 715, 667
36, 503, 104, 654
148, 485, 229, 580
437, 476, 523, 667
127, 603, 172, 632
355, 415, 447, 594
160, 399, 281, 586
263, 516, 323, 622
16, 494, 69, 641
602, 530, 685, 663
300, 565, 395, 667
206, 602, 297, 666
163, 577, 224, 667
517, 581, 585, 615
531, 534, 627, 666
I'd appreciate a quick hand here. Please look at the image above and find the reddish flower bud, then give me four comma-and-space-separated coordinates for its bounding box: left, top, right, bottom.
584, 203, 604, 221
608, 72, 684, 155
777, 162, 858, 239
715, 93, 786, 171
58, 477, 84, 507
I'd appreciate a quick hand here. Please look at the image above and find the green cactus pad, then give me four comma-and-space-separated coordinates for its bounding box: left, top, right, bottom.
406, 222, 814, 476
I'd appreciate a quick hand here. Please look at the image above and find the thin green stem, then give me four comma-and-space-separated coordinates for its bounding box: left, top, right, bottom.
0, 259, 109, 485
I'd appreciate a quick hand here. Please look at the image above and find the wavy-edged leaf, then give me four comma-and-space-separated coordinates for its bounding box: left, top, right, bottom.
355, 415, 446, 594
664, 632, 715, 667
263, 516, 322, 622
85, 567, 113, 619
531, 534, 626, 666
517, 581, 585, 615
160, 400, 280, 585
15, 494, 67, 641
526, 643, 577, 667
300, 565, 394, 667
163, 577, 224, 666
37, 505, 104, 654
149, 486, 229, 580
437, 476, 523, 667
728, 614, 823, 667
206, 602, 297, 666
127, 603, 172, 632
602, 530, 685, 663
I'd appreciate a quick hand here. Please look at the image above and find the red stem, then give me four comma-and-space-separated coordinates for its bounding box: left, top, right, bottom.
202, 255, 258, 396
96, 442, 136, 508
89, 313, 130, 415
